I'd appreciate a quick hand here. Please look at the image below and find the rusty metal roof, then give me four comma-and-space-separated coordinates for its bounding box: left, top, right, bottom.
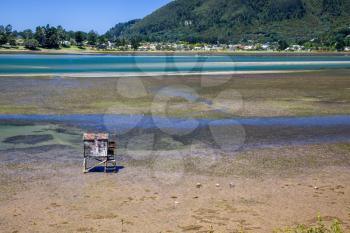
83, 133, 109, 141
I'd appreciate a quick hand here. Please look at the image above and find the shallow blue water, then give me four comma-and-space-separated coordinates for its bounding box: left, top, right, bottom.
1, 114, 350, 148
1, 114, 349, 129
0, 54, 350, 74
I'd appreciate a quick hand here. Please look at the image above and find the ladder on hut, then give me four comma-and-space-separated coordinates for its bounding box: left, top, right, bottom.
83, 133, 117, 173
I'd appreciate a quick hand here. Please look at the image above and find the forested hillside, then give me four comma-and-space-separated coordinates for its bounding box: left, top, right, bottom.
106, 0, 350, 43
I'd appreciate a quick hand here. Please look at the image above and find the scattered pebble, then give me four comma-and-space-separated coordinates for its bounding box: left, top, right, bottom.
174, 201, 180, 208
314, 186, 319, 190
196, 183, 202, 188
216, 183, 220, 188
229, 182, 235, 188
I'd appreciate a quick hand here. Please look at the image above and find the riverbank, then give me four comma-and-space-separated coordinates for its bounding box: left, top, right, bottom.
1, 47, 350, 56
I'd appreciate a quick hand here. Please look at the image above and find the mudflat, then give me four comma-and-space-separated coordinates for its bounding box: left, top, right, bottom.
0, 125, 349, 232
0, 70, 349, 117
0, 70, 349, 232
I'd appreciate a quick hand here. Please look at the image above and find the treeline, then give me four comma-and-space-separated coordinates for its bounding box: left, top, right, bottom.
299, 27, 350, 51
0, 24, 140, 50
1, 21, 349, 52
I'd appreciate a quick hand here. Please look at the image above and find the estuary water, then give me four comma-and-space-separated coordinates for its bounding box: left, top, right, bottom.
1, 54, 350, 75
1, 114, 350, 129
1, 54, 350, 149
0, 114, 350, 149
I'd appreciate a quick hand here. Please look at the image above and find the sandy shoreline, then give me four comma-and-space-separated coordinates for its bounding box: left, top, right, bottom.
1, 48, 350, 56
0, 69, 311, 78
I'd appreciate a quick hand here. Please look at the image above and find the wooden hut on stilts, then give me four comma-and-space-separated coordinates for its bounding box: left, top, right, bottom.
83, 133, 116, 173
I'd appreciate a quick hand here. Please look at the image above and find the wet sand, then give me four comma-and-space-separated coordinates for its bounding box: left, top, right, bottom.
0, 69, 350, 232
0, 135, 350, 233
0, 119, 349, 232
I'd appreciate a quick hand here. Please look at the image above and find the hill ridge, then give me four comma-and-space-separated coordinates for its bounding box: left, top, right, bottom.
106, 0, 350, 43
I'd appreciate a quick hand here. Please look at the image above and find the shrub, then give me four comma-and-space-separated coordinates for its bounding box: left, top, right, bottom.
24, 39, 39, 50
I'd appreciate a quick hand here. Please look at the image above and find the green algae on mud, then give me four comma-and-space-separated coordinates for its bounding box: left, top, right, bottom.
0, 123, 81, 151
3, 134, 54, 145
0, 70, 349, 117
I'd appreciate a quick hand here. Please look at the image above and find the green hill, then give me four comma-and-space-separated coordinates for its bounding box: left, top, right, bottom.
106, 0, 350, 43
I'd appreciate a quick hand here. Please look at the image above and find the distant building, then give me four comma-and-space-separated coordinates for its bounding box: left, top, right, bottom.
61, 41, 71, 47
184, 20, 193, 26
285, 45, 305, 51
98, 43, 107, 49
243, 45, 254, 50
261, 43, 271, 50
107, 41, 113, 49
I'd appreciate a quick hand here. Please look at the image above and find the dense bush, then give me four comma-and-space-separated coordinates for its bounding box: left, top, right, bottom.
24, 39, 39, 50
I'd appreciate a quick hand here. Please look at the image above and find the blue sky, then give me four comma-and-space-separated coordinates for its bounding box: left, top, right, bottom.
0, 0, 172, 34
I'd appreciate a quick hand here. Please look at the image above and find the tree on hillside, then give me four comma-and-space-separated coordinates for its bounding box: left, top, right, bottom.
278, 40, 289, 50
0, 24, 16, 46
97, 35, 108, 45
0, 25, 6, 45
45, 25, 60, 48
115, 38, 127, 47
21, 29, 34, 40
5, 24, 12, 36
8, 36, 17, 46
6, 25, 16, 46
322, 0, 342, 16
35, 26, 46, 47
66, 31, 76, 41
56, 25, 67, 42
345, 36, 350, 46
75, 31, 86, 46
87, 30, 98, 45
335, 40, 345, 51
131, 37, 141, 50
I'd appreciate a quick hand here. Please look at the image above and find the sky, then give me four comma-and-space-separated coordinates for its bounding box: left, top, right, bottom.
0, 0, 172, 34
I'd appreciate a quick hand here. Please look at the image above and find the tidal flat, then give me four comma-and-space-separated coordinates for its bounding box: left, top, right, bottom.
0, 69, 350, 232
0, 121, 350, 232
0, 69, 349, 117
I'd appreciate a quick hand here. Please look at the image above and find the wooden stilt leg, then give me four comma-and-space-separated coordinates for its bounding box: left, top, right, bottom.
83, 158, 87, 173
